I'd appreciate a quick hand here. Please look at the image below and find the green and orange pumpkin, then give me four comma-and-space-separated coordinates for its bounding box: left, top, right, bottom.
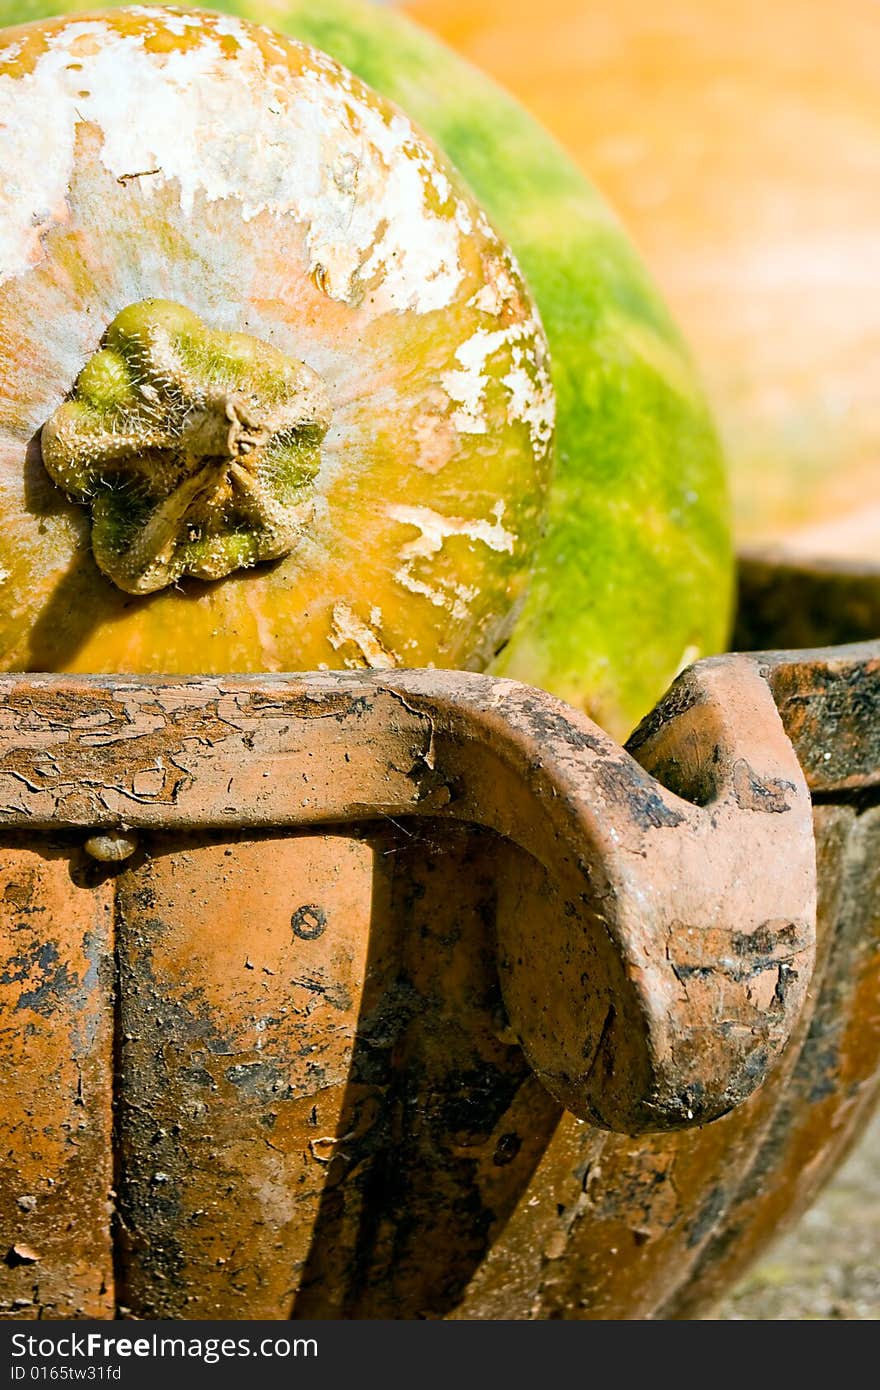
0, 3, 734, 738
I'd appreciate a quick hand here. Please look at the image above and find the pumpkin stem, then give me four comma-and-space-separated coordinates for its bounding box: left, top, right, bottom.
40, 299, 332, 595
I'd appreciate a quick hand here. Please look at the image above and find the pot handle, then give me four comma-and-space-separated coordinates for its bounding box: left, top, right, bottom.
378, 657, 817, 1134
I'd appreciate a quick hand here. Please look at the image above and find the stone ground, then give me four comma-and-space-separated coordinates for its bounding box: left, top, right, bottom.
713, 1107, 880, 1320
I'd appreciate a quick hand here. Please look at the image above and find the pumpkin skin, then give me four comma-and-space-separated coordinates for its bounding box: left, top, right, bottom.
1, 1, 734, 740
402, 0, 880, 557
0, 7, 554, 678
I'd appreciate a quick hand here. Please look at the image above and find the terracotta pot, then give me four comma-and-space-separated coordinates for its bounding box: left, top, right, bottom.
0, 555, 877, 1320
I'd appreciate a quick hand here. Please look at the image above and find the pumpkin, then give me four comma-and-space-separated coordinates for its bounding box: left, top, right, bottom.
0, 1, 734, 740
402, 0, 880, 557
0, 7, 554, 679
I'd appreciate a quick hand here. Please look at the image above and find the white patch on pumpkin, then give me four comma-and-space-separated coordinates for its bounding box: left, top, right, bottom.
441, 321, 555, 448
389, 502, 515, 616
389, 501, 516, 559
502, 344, 556, 451
329, 601, 398, 669
468, 270, 517, 318
0, 11, 465, 314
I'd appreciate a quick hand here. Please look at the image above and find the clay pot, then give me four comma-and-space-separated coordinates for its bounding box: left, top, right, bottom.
0, 555, 877, 1320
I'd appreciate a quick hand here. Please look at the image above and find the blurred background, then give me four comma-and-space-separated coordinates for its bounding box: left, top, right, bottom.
401, 0, 880, 564
715, 1109, 880, 1318
391, 0, 879, 1320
